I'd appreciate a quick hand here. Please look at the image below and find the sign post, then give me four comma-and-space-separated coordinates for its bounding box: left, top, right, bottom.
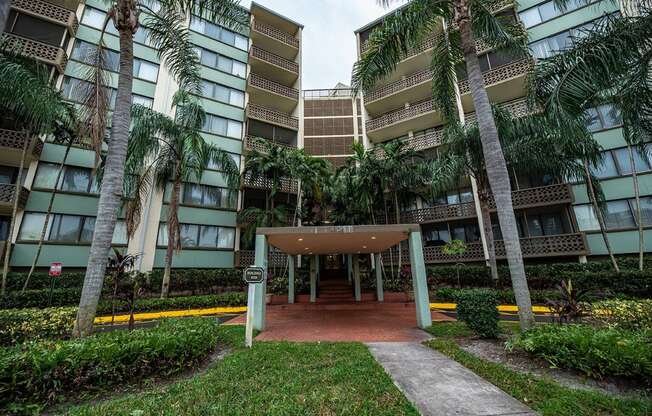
48, 262, 62, 306
243, 266, 265, 348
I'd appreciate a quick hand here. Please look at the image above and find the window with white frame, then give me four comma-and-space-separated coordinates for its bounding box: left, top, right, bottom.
157, 223, 235, 249
133, 59, 159, 82
189, 16, 248, 50
519, 0, 592, 28
202, 114, 242, 138
201, 80, 245, 107
18, 213, 127, 244
194, 47, 247, 78
181, 183, 237, 209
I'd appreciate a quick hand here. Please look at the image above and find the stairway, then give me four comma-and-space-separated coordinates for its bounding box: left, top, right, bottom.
317, 279, 355, 304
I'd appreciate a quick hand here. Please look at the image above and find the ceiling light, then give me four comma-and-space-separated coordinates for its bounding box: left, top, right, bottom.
371, 236, 377, 240
298, 238, 303, 242
304, 247, 309, 250
309, 252, 313, 255
362, 245, 367, 249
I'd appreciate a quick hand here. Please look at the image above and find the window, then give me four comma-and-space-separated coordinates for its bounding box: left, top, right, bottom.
49, 214, 83, 242
18, 213, 127, 244
585, 104, 622, 131
132, 94, 154, 108
81, 7, 118, 35
60, 166, 92, 193
133, 59, 159, 82
574, 204, 599, 231
71, 40, 120, 71
207, 152, 241, 170
451, 223, 480, 243
590, 151, 618, 179
613, 147, 651, 175
195, 47, 247, 78
529, 16, 615, 59
604, 200, 636, 229
34, 163, 97, 194
134, 27, 152, 45
141, 0, 161, 13
189, 17, 248, 50
203, 114, 242, 138
201, 80, 245, 107
424, 226, 450, 246
18, 213, 46, 240
62, 77, 117, 109
157, 223, 235, 249
182, 184, 237, 209
633, 197, 652, 226
519, 0, 591, 28
527, 213, 564, 236
0, 166, 17, 184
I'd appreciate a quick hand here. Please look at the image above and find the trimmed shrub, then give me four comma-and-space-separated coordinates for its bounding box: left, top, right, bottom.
590, 299, 652, 331
510, 324, 652, 380
95, 292, 246, 315
0, 318, 222, 411
434, 287, 561, 305
455, 289, 500, 338
0, 307, 76, 346
0, 288, 82, 309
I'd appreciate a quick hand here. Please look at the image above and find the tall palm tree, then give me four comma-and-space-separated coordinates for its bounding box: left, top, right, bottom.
530, 11, 652, 270
0, 53, 76, 295
126, 92, 238, 298
291, 150, 331, 225
435, 107, 603, 280
353, 0, 537, 329
73, 0, 248, 336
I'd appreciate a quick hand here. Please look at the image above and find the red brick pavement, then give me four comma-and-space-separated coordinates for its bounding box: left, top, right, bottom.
224, 303, 453, 342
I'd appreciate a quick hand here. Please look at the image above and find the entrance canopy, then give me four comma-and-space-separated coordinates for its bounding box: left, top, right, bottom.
257, 224, 420, 255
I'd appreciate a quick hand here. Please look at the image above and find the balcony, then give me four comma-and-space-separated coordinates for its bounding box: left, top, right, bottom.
11, 0, 79, 35
243, 172, 298, 194
0, 184, 30, 215
489, 183, 573, 210
374, 128, 444, 157
251, 19, 298, 60
366, 99, 443, 142
1, 33, 68, 73
237, 209, 295, 227
384, 233, 588, 264
459, 59, 532, 111
365, 68, 434, 114
243, 135, 297, 154
247, 73, 299, 113
249, 45, 299, 85
235, 249, 287, 267
247, 103, 299, 131
0, 129, 44, 163
464, 97, 530, 124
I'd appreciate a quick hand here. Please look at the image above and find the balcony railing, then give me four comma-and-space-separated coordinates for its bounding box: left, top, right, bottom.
237, 209, 295, 226
1, 33, 68, 73
235, 250, 288, 267
11, 0, 79, 35
489, 183, 573, 210
250, 45, 299, 74
248, 73, 299, 100
383, 233, 588, 264
247, 103, 299, 131
252, 19, 299, 49
244, 135, 296, 153
374, 128, 444, 157
0, 129, 44, 158
403, 202, 477, 223
243, 172, 298, 194
366, 99, 437, 133
0, 184, 30, 209
366, 68, 433, 103
464, 97, 530, 124
458, 59, 531, 95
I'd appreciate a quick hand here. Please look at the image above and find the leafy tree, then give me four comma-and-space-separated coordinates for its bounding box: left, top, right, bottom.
353, 0, 536, 329
530, 10, 652, 270
125, 92, 239, 298
73, 0, 248, 336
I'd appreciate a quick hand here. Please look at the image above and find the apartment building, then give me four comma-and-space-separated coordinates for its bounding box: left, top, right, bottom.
1, 0, 648, 272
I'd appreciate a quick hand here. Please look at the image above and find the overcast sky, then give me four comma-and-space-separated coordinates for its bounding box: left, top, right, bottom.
241, 0, 396, 89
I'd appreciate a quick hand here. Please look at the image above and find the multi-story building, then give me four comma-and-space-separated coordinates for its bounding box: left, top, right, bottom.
1, 0, 648, 273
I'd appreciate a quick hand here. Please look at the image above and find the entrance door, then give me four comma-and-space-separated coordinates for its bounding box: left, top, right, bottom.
321, 254, 345, 281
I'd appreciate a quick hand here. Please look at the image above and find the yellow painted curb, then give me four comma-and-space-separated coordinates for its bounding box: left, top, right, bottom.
94, 306, 247, 324
430, 302, 552, 314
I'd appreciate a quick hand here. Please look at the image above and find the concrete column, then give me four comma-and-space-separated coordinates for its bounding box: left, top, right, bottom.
579, 255, 588, 264
375, 253, 384, 302
309, 255, 317, 303
288, 255, 295, 304
347, 253, 353, 283
253, 234, 268, 331
353, 254, 361, 302
409, 231, 432, 329
316, 255, 320, 285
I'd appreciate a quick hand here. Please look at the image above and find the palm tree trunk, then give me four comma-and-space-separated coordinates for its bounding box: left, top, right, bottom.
162, 175, 181, 298
583, 160, 620, 272
478, 196, 499, 282
627, 144, 644, 270
0, 0, 11, 35
383, 199, 395, 275
1, 132, 29, 295
22, 141, 72, 292
457, 13, 534, 330
73, 25, 134, 337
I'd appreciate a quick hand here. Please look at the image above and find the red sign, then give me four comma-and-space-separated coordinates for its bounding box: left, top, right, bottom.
49, 262, 62, 277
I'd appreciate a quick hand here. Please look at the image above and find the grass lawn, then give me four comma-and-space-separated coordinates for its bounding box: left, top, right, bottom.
425, 322, 652, 416
425, 320, 521, 338
67, 326, 417, 416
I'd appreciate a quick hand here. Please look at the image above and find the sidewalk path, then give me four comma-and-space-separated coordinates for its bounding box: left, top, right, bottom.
367, 342, 537, 416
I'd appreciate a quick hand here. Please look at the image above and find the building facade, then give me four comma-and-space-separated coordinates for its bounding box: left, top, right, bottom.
1, 0, 649, 272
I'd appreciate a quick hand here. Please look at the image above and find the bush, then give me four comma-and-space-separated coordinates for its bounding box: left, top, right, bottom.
510, 324, 652, 380
0, 318, 222, 411
0, 307, 76, 346
434, 287, 561, 305
0, 288, 82, 309
590, 299, 652, 331
96, 292, 246, 315
454, 289, 500, 338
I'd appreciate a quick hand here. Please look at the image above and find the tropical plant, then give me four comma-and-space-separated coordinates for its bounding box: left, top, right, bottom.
292, 150, 332, 225
73, 0, 248, 337
353, 0, 536, 329
0, 52, 76, 295
125, 93, 239, 298
529, 10, 652, 271
545, 279, 590, 324
105, 248, 145, 329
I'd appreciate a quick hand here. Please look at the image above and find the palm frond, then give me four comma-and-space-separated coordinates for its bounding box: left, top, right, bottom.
169, 0, 248, 30
431, 27, 462, 121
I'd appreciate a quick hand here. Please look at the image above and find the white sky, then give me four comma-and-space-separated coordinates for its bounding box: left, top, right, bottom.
240, 0, 395, 89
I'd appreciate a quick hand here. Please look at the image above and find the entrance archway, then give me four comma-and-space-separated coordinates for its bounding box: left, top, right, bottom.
248, 225, 433, 333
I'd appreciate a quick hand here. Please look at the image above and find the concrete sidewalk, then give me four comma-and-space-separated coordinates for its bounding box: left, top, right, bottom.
367, 342, 537, 416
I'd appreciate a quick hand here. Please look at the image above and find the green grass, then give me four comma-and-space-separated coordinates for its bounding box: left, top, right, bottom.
425, 320, 521, 338
426, 338, 652, 416
67, 326, 417, 416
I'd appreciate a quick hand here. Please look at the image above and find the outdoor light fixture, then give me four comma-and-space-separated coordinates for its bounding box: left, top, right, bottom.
362, 245, 367, 249
371, 236, 377, 240
298, 238, 303, 241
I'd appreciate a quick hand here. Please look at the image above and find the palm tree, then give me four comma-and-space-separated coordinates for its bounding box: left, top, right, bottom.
353, 0, 537, 329
0, 53, 76, 295
530, 11, 652, 270
435, 107, 603, 281
73, 0, 248, 336
290, 150, 331, 226
125, 92, 239, 298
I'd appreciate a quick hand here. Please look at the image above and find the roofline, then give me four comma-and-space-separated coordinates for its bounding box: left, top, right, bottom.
250, 1, 304, 29
257, 224, 421, 235
354, 3, 407, 34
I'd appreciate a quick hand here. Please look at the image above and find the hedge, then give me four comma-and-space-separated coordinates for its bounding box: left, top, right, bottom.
0, 307, 76, 346
590, 299, 652, 332
433, 287, 562, 305
95, 292, 247, 315
455, 289, 500, 338
510, 324, 652, 381
0, 318, 223, 412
